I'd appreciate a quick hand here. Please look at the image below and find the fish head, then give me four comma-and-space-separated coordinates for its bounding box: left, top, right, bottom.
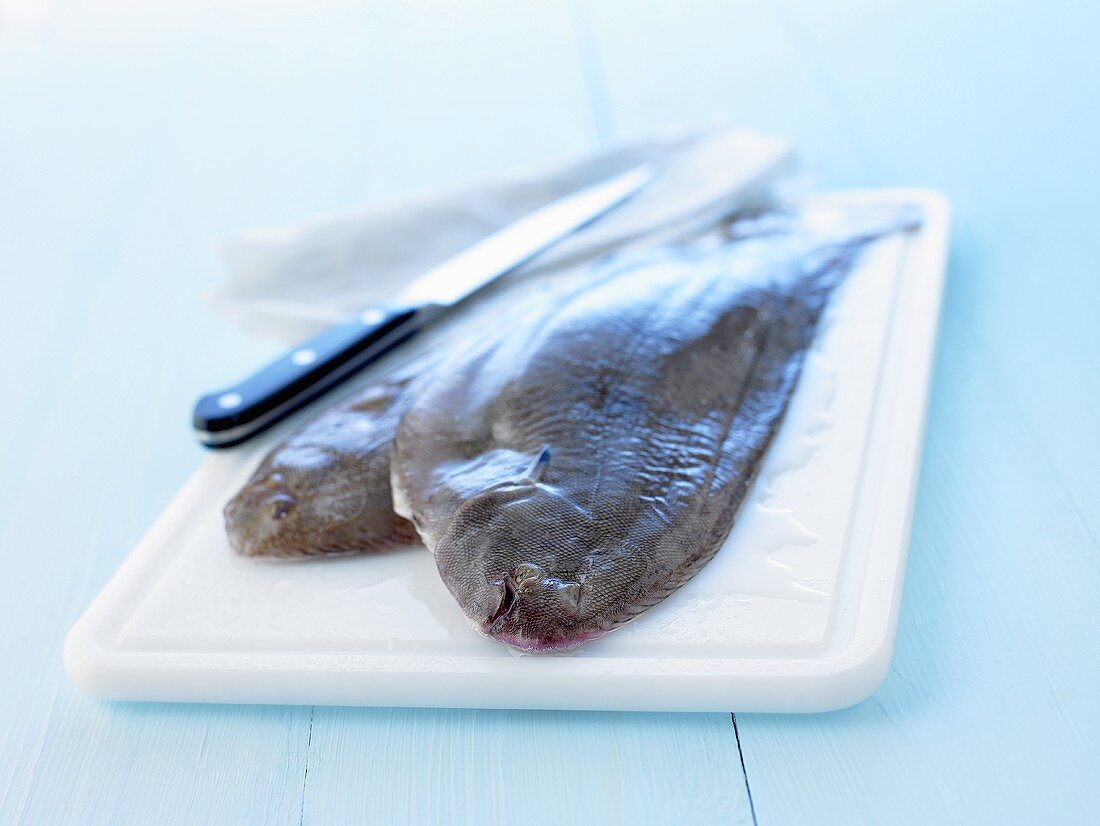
434, 481, 604, 652
224, 444, 368, 558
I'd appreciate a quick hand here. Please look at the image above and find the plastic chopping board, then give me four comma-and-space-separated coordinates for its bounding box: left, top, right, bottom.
65, 188, 949, 713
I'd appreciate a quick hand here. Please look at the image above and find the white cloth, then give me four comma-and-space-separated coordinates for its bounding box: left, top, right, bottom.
211, 128, 795, 341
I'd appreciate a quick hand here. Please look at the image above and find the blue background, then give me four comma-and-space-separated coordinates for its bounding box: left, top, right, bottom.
1, 1, 1097, 823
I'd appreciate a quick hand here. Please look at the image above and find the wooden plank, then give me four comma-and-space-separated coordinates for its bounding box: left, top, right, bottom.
0, 14, 316, 810
737, 297, 1100, 823
731, 1, 1100, 821
0, 2, 752, 824
575, 0, 877, 185
580, 0, 1100, 821
302, 708, 751, 826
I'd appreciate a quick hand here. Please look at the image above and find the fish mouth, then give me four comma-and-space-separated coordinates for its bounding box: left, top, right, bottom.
486, 578, 519, 626
480, 622, 605, 653
480, 572, 598, 652
224, 484, 298, 558
225, 526, 279, 558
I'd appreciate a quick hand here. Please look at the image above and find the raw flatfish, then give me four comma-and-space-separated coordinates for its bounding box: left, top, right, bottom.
392, 211, 916, 650
224, 373, 419, 558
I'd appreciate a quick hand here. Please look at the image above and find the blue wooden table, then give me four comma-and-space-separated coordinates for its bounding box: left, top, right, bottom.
2, 1, 1098, 822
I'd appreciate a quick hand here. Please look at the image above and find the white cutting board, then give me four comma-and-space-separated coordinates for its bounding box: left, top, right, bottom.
65, 189, 949, 713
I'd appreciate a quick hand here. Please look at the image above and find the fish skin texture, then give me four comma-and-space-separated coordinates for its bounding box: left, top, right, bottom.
221, 258, 631, 560
224, 373, 419, 558
393, 214, 915, 651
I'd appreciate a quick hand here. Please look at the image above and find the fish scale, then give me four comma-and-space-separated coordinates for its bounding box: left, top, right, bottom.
392, 215, 916, 652
223, 372, 421, 558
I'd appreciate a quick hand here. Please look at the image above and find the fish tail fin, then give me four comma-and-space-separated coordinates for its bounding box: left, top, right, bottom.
523, 446, 552, 484
799, 203, 924, 300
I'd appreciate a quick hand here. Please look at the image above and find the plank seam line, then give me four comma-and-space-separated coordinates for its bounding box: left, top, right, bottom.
731, 713, 758, 826
982, 342, 1100, 554
11, 680, 62, 825
769, 0, 884, 179
298, 706, 315, 826
564, 0, 615, 144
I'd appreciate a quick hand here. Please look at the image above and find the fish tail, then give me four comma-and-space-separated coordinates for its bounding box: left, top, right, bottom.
799, 203, 923, 300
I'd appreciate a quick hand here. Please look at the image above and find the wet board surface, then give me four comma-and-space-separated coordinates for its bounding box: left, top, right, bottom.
65, 188, 949, 713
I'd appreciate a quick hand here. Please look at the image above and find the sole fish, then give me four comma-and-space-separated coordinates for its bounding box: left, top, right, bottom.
392, 208, 918, 651
224, 372, 419, 558
223, 258, 644, 559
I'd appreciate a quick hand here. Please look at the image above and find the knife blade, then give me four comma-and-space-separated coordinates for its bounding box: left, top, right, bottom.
192, 163, 654, 448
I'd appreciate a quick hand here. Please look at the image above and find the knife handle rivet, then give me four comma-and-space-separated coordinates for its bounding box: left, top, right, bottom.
291, 348, 318, 366
360, 309, 386, 325
217, 392, 243, 410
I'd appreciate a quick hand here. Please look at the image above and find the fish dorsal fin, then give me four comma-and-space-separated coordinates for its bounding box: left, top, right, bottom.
523, 446, 551, 484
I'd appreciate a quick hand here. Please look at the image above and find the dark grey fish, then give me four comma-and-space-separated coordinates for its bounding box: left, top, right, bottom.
224, 373, 419, 558
223, 252, 664, 560
392, 210, 917, 651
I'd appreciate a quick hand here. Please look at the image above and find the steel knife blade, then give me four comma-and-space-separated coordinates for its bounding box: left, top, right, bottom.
192, 163, 654, 448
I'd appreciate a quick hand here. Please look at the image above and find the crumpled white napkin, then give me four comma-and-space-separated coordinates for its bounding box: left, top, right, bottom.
211, 128, 795, 342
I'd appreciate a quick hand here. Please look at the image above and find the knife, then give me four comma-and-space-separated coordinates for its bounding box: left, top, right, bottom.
192, 163, 654, 448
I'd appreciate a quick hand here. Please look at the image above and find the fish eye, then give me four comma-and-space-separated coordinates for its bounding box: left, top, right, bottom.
270, 501, 292, 521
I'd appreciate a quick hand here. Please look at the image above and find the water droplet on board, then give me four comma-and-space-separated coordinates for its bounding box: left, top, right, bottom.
759, 351, 835, 497
614, 327, 841, 643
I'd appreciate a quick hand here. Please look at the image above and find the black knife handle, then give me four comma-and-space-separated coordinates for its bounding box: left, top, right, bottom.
193, 306, 420, 448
